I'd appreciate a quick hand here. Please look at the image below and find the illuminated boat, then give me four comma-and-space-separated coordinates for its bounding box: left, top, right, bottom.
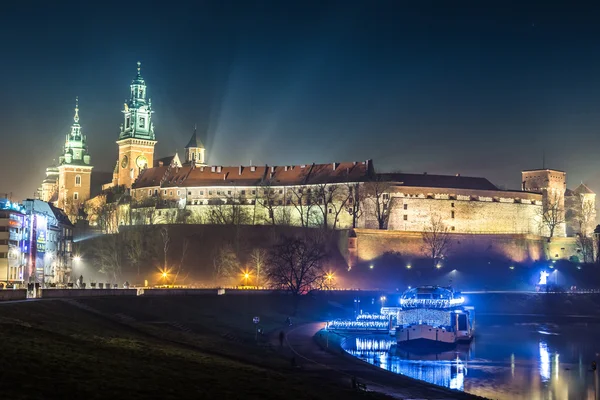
385, 286, 474, 349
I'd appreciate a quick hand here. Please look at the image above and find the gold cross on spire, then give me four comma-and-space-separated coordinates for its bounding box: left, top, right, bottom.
74, 96, 79, 123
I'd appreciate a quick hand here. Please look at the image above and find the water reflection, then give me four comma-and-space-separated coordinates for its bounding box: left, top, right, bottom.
340, 319, 600, 400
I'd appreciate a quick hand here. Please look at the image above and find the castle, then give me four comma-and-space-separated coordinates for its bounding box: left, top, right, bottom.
37, 63, 597, 263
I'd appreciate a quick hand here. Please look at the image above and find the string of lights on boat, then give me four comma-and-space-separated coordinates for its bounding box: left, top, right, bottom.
326, 319, 389, 331
356, 313, 390, 321
399, 297, 465, 309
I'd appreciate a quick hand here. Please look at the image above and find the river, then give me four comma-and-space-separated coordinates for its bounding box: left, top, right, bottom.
340, 315, 600, 400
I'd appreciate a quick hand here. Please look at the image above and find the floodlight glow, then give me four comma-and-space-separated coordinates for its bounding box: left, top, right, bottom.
73, 255, 81, 262
436, 263, 442, 269
406, 264, 411, 269
539, 271, 549, 285
369, 265, 374, 269
162, 272, 167, 278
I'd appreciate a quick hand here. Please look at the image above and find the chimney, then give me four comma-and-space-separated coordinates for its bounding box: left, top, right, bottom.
250, 166, 256, 172
301, 164, 306, 169
223, 173, 227, 180
284, 166, 288, 171
353, 161, 357, 166
239, 166, 243, 175
158, 161, 164, 167
271, 166, 275, 173
217, 166, 222, 173
456, 173, 460, 177
332, 162, 338, 171
200, 166, 204, 172
211, 166, 216, 172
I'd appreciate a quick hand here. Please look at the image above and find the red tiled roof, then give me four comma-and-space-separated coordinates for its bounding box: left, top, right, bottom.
132, 160, 373, 189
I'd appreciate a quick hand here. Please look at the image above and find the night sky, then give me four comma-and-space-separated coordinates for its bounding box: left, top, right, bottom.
2, 1, 600, 200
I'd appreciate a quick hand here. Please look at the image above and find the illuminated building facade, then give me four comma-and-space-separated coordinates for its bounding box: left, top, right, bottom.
0, 199, 27, 286
22, 200, 74, 286
105, 62, 157, 191
37, 98, 93, 222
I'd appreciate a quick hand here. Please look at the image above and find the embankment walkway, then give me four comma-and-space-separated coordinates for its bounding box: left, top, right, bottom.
280, 322, 484, 400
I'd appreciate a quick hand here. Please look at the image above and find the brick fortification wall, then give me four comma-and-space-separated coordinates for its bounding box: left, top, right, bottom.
354, 229, 548, 263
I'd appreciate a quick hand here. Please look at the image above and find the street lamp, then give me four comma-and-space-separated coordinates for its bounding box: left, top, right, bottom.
380, 295, 386, 307
369, 264, 374, 270
73, 255, 81, 262
244, 272, 250, 286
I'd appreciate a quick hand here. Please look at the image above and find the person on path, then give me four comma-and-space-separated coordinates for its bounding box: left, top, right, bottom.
279, 331, 285, 347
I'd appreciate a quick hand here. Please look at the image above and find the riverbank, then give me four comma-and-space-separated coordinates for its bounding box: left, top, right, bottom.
286, 323, 484, 399
0, 297, 390, 400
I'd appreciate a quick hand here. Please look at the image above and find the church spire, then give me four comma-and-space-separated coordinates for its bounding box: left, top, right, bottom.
185, 125, 206, 166
74, 96, 79, 123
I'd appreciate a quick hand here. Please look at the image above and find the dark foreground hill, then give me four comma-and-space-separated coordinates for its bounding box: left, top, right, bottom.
0, 294, 388, 400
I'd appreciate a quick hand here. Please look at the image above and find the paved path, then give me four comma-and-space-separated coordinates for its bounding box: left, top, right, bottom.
280, 322, 483, 400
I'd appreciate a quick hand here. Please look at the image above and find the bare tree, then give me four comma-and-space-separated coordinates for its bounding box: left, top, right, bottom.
172, 237, 190, 286
249, 248, 267, 288
207, 195, 251, 226
124, 228, 144, 278
346, 183, 363, 229
363, 177, 394, 229
212, 243, 240, 285
314, 183, 351, 230
265, 233, 329, 312
572, 195, 596, 237
421, 215, 452, 268
160, 226, 170, 277
257, 182, 279, 225
289, 187, 318, 228
576, 234, 594, 264
540, 190, 566, 238
94, 234, 122, 283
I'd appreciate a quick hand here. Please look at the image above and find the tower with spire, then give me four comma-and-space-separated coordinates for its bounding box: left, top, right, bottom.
184, 125, 206, 166
55, 97, 93, 220
115, 62, 157, 190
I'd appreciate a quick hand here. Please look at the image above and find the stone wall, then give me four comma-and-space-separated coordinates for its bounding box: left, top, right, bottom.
40, 289, 137, 298
354, 228, 548, 263
387, 196, 541, 234
0, 289, 27, 301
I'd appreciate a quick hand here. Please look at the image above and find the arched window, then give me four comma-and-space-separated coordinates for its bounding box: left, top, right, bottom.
73, 192, 79, 200
75, 175, 81, 187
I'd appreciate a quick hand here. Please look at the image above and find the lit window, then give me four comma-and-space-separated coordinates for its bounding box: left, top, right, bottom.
75, 175, 81, 187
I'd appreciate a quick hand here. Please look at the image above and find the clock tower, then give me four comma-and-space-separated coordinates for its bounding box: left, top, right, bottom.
116, 62, 157, 190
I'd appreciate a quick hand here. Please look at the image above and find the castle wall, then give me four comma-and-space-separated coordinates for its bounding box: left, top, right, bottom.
354, 229, 547, 263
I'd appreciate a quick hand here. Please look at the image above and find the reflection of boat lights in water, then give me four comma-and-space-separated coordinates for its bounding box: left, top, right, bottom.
449, 357, 465, 390
345, 337, 465, 391
355, 337, 395, 351
539, 341, 550, 382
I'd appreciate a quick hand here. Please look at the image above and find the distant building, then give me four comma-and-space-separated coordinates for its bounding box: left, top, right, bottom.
104, 62, 157, 191
22, 200, 74, 286
37, 98, 93, 222
0, 199, 27, 286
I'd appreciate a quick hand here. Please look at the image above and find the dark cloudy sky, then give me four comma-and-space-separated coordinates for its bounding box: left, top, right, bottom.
1, 1, 600, 200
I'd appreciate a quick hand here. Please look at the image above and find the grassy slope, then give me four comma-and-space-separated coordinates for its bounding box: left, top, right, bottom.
0, 296, 386, 400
